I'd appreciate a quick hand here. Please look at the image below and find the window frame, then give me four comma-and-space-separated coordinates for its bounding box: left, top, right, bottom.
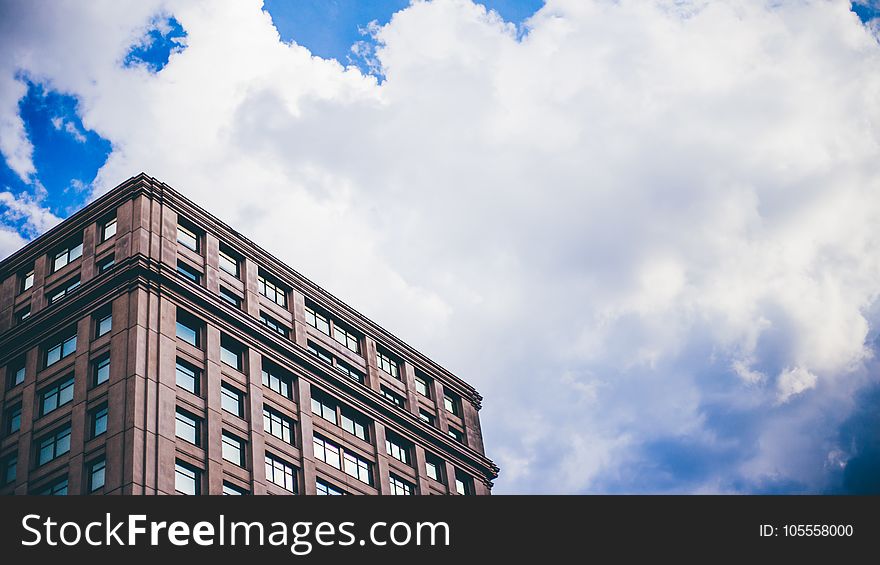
220, 383, 245, 418
37, 424, 72, 466
176, 222, 200, 252
174, 461, 201, 495
218, 245, 240, 277
51, 240, 83, 273
89, 404, 109, 439
101, 216, 117, 242
175, 408, 202, 446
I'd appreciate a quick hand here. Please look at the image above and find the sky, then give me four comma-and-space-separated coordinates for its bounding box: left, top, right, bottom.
1, 0, 880, 494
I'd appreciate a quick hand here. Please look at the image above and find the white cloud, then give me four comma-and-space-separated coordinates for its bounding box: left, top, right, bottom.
0, 189, 62, 236
52, 116, 88, 143
3, 0, 880, 492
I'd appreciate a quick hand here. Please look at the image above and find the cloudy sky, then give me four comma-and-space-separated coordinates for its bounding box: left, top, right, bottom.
2, 0, 880, 493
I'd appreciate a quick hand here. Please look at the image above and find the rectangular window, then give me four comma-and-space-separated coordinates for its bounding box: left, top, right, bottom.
90, 404, 108, 438
381, 386, 405, 408
37, 477, 68, 495
93, 354, 110, 386
313, 435, 342, 470
223, 482, 248, 495
304, 305, 330, 336
418, 409, 436, 427
95, 310, 112, 338
455, 470, 474, 495
52, 240, 83, 272
177, 261, 201, 284
443, 390, 461, 416
47, 276, 81, 304
389, 474, 414, 495
219, 286, 242, 308
263, 406, 295, 445
176, 310, 201, 348
448, 426, 466, 445
259, 311, 289, 338
335, 360, 365, 384
332, 323, 360, 354
305, 304, 360, 354
45, 331, 77, 367
310, 390, 337, 424
175, 359, 201, 395
175, 408, 201, 446
88, 458, 106, 492
262, 363, 293, 398
97, 255, 115, 273
385, 431, 412, 466
220, 335, 244, 371
265, 453, 296, 492
40, 375, 75, 416
6, 403, 21, 435
343, 451, 372, 485
307, 341, 334, 365
218, 245, 239, 277
415, 374, 432, 398
316, 478, 346, 496
340, 408, 369, 442
21, 268, 34, 292
221, 383, 244, 418
257, 272, 287, 307
177, 223, 199, 252
222, 432, 246, 467
1, 453, 16, 486
377, 350, 400, 379
101, 217, 117, 241
175, 461, 200, 495
15, 306, 30, 324
7, 360, 25, 389
425, 454, 444, 483
38, 425, 71, 466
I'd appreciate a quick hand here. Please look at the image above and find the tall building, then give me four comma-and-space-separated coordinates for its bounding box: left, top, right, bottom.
0, 173, 497, 495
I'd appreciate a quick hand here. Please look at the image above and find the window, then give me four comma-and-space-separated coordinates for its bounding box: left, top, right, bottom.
97, 255, 115, 273
340, 408, 369, 442
101, 217, 117, 241
305, 305, 360, 354
343, 451, 372, 485
377, 350, 400, 379
335, 361, 364, 384
221, 383, 244, 418
38, 425, 71, 465
415, 374, 432, 398
7, 360, 25, 389
263, 406, 294, 445
448, 426, 466, 445
304, 305, 330, 335
52, 240, 83, 272
5, 403, 21, 435
223, 482, 248, 495
177, 261, 201, 284
95, 310, 112, 337
219, 286, 241, 308
425, 454, 444, 483
47, 276, 81, 304
177, 222, 199, 252
455, 470, 474, 495
175, 408, 201, 446
176, 359, 201, 395
176, 310, 201, 347
93, 354, 110, 386
258, 272, 287, 307
37, 477, 68, 495
175, 461, 200, 495
262, 363, 293, 398
1, 453, 16, 486
418, 409, 435, 427
21, 268, 34, 292
222, 432, 246, 467
389, 474, 414, 495
15, 306, 30, 324
260, 312, 289, 338
443, 390, 461, 416
265, 453, 296, 492
332, 323, 360, 354
316, 478, 346, 496
88, 458, 106, 491
40, 375, 75, 416
90, 404, 108, 438
307, 341, 333, 365
381, 386, 405, 408
385, 431, 412, 466
218, 245, 239, 277
45, 331, 77, 367
310, 390, 337, 424
313, 435, 342, 469
220, 335, 244, 371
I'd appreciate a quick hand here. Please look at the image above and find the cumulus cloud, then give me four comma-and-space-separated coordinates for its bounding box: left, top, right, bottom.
2, 0, 880, 492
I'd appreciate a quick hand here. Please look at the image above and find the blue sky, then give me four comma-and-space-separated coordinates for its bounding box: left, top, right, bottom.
2, 0, 880, 494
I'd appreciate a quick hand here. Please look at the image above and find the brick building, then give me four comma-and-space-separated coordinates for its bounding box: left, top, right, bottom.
0, 173, 498, 495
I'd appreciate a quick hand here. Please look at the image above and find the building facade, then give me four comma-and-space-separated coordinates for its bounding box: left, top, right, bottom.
0, 173, 497, 495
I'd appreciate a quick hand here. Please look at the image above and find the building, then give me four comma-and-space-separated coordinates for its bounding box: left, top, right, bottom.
0, 173, 498, 495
